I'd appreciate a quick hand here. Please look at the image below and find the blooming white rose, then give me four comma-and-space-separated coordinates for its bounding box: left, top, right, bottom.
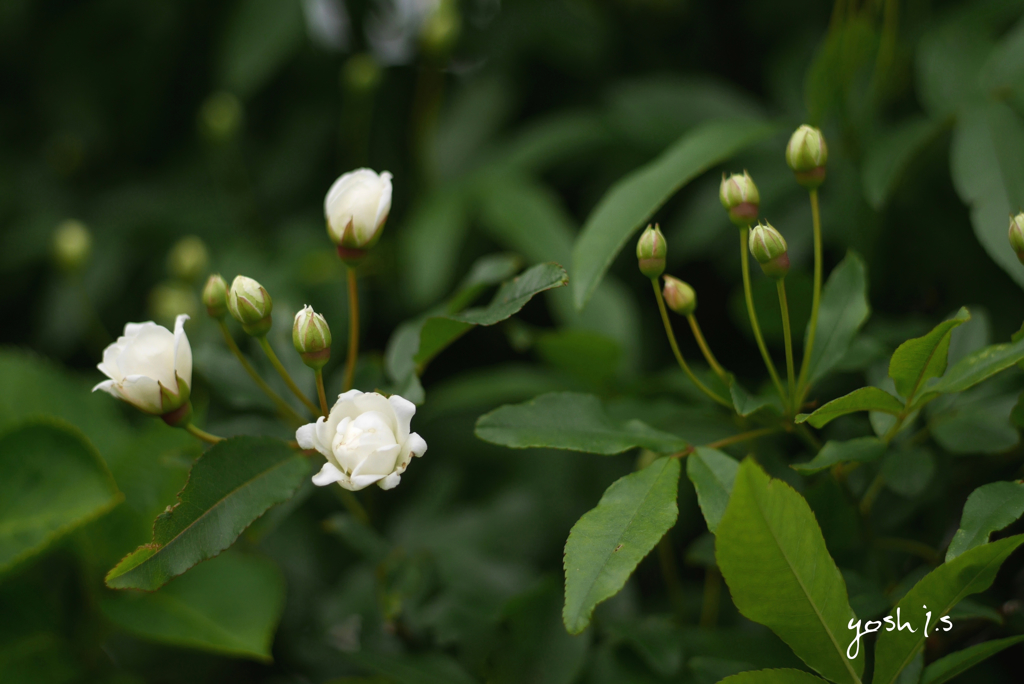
93, 314, 192, 415
297, 390, 426, 491
324, 168, 393, 250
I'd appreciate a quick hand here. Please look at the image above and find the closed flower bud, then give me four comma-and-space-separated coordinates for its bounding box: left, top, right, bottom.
93, 314, 193, 424
341, 53, 382, 96
202, 274, 229, 319
749, 222, 790, 279
52, 219, 92, 272
786, 125, 828, 188
324, 168, 393, 265
719, 171, 760, 226
293, 305, 332, 370
198, 91, 243, 143
167, 235, 209, 282
636, 224, 667, 278
228, 275, 273, 336
1010, 213, 1024, 265
297, 390, 427, 491
663, 276, 696, 316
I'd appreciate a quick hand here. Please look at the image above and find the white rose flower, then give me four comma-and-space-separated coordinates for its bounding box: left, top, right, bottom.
324, 168, 393, 250
93, 314, 192, 415
297, 389, 427, 491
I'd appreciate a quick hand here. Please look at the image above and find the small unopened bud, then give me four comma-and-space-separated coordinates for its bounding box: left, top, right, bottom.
199, 92, 243, 143
293, 305, 332, 370
1010, 213, 1024, 265
228, 275, 273, 336
168, 235, 209, 282
342, 53, 382, 96
202, 274, 229, 319
52, 219, 92, 272
720, 171, 760, 227
749, 222, 790, 279
636, 224, 667, 278
663, 276, 696, 316
786, 125, 828, 189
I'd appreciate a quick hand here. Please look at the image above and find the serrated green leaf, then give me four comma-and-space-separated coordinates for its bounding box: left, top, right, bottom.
920, 635, 1024, 684
715, 459, 863, 684
686, 447, 739, 533
563, 457, 680, 633
919, 337, 1024, 402
802, 253, 870, 387
872, 534, 1024, 684
100, 552, 284, 662
946, 481, 1024, 561
571, 119, 775, 309
796, 387, 904, 428
475, 392, 688, 454
105, 436, 308, 591
0, 420, 122, 574
719, 670, 828, 684
791, 437, 886, 475
889, 308, 970, 401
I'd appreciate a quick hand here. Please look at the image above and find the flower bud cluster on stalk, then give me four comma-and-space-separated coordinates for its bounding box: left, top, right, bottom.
92, 167, 426, 493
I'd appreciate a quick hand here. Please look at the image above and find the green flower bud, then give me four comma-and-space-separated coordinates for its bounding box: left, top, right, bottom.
719, 171, 760, 227
52, 219, 92, 272
198, 91, 243, 143
202, 274, 229, 319
342, 53, 382, 96
167, 235, 209, 282
1010, 213, 1024, 265
228, 275, 273, 336
662, 275, 696, 316
148, 281, 199, 327
786, 125, 828, 188
293, 305, 332, 370
749, 222, 790, 279
636, 224, 667, 278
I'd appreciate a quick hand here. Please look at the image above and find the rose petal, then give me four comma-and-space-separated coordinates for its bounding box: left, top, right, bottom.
118, 375, 164, 414
352, 444, 401, 479
173, 314, 192, 389
406, 432, 427, 458
388, 394, 416, 442
312, 462, 348, 487
378, 472, 402, 490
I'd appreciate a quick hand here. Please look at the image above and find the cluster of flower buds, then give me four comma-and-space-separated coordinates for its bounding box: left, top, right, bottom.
749, 222, 790, 279
720, 171, 760, 227
1009, 213, 1024, 266
325, 168, 393, 266
786, 124, 828, 189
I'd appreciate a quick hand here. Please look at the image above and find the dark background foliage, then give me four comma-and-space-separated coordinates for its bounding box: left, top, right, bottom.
2, 0, 1024, 682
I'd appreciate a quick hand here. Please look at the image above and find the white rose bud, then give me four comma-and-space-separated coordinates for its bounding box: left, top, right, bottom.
227, 275, 273, 336
297, 390, 427, 491
324, 168, 393, 265
93, 314, 193, 425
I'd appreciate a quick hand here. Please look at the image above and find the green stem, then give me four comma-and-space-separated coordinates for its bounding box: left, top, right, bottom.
703, 427, 780, 451
258, 337, 320, 416
315, 369, 330, 417
797, 189, 823, 401
344, 267, 359, 392
185, 423, 224, 444
652, 280, 732, 409
217, 320, 304, 426
777, 279, 797, 413
687, 314, 728, 383
740, 228, 788, 403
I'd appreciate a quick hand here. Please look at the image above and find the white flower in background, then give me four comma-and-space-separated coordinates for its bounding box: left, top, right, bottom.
297, 390, 427, 491
93, 314, 192, 415
324, 168, 393, 250
366, 0, 439, 64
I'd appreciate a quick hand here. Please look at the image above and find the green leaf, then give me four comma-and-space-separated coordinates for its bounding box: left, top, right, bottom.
100, 552, 284, 662
802, 253, 870, 386
889, 308, 971, 401
0, 420, 122, 573
946, 481, 1024, 561
920, 635, 1024, 684
535, 329, 622, 386
686, 447, 739, 533
476, 392, 688, 455
791, 437, 886, 475
217, 0, 304, 97
862, 118, 946, 210
929, 394, 1019, 454
400, 186, 472, 308
920, 336, 1024, 400
0, 633, 81, 684
414, 262, 569, 369
719, 670, 829, 684
872, 534, 1024, 684
715, 459, 863, 684
105, 436, 308, 591
563, 457, 680, 634
950, 102, 1024, 291
571, 119, 775, 309
881, 446, 935, 498
796, 387, 904, 428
